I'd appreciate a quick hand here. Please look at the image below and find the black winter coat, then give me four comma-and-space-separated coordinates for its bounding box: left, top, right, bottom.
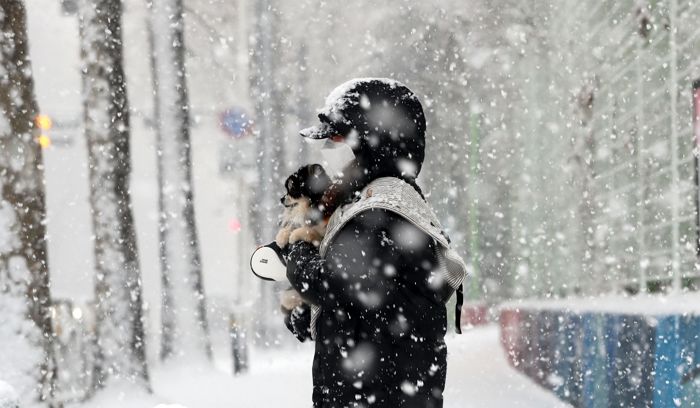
286, 208, 451, 408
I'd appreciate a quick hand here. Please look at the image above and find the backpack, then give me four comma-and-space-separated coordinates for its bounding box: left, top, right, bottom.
309, 177, 469, 339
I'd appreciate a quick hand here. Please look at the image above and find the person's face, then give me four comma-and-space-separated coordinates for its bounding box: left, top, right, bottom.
318, 134, 356, 177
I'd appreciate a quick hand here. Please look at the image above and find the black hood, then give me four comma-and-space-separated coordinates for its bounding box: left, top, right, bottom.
301, 78, 426, 179
312, 79, 428, 217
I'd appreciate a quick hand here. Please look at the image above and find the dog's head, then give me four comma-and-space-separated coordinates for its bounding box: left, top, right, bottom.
280, 164, 332, 223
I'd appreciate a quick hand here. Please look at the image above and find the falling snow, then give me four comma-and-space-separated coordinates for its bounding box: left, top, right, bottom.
1, 0, 700, 406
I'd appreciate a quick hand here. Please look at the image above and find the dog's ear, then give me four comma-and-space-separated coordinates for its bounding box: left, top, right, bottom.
288, 165, 315, 198
309, 163, 325, 177
306, 164, 331, 204
285, 173, 302, 198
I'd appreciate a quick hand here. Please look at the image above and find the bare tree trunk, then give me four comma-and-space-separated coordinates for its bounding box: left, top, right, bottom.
249, 0, 283, 246
78, 0, 150, 389
147, 0, 211, 362
573, 83, 597, 295
295, 41, 311, 166
249, 0, 286, 344
0, 1, 60, 406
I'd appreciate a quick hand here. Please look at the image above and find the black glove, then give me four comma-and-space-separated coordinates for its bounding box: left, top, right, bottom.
283, 302, 312, 342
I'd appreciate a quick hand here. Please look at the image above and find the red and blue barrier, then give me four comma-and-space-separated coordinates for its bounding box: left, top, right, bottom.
500, 306, 700, 407
460, 302, 490, 328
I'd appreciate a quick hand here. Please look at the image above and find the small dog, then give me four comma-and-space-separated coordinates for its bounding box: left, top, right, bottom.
276, 164, 331, 312
275, 163, 331, 248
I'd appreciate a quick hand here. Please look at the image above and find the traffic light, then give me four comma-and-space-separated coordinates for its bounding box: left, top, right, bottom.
35, 114, 52, 149
35, 114, 52, 130
38, 134, 51, 149
228, 217, 242, 233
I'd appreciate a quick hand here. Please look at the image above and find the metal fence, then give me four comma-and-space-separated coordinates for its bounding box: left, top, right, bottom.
566, 0, 700, 294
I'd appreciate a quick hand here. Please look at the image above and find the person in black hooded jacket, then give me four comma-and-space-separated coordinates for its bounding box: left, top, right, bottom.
283, 79, 458, 408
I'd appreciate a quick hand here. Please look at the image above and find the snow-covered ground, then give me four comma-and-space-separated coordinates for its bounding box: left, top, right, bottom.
72, 326, 569, 408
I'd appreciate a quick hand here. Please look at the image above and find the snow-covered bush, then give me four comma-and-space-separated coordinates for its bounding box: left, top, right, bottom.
0, 381, 19, 408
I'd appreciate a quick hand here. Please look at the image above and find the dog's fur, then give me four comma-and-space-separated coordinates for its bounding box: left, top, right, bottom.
276, 164, 331, 248
276, 164, 332, 312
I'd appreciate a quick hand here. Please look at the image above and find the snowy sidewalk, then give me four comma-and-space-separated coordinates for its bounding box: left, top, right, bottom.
443, 326, 571, 407
75, 326, 570, 408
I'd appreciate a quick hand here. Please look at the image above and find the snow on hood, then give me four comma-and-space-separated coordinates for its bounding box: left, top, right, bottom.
318, 77, 406, 119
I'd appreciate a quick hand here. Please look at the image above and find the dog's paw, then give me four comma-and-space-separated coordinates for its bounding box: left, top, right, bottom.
280, 289, 303, 311
275, 227, 292, 248
289, 226, 322, 246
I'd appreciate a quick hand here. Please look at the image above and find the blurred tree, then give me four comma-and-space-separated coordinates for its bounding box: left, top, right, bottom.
295, 41, 311, 165
249, 0, 285, 245
147, 0, 211, 361
372, 2, 522, 301
248, 0, 287, 342
0, 1, 60, 406
78, 0, 150, 390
